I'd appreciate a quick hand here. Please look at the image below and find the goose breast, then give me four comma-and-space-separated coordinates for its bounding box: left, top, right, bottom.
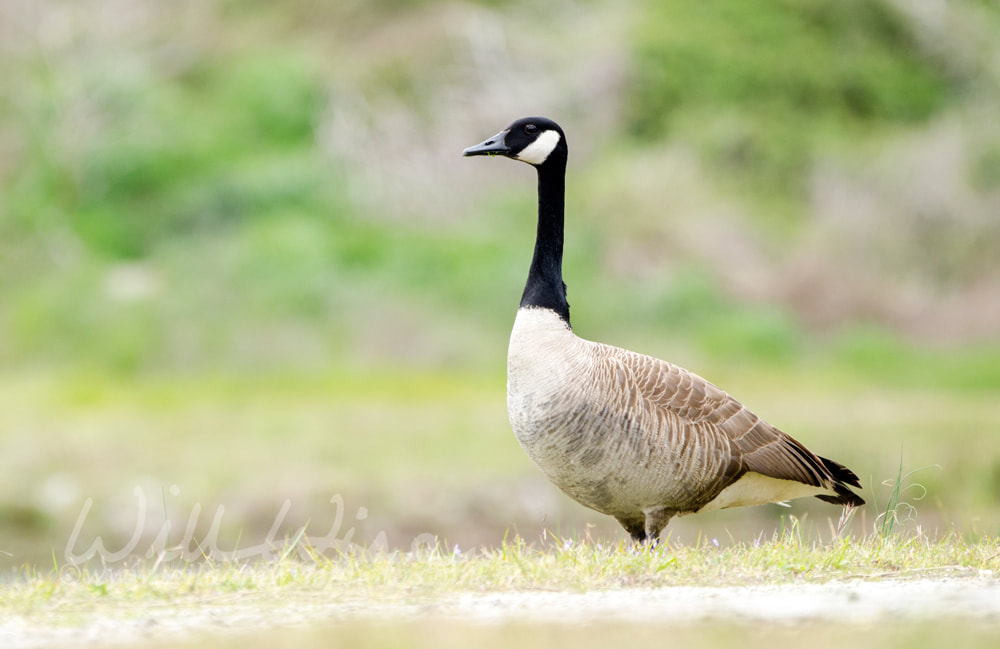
507, 307, 741, 516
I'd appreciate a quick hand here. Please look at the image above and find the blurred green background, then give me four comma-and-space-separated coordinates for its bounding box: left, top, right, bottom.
1, 0, 999, 570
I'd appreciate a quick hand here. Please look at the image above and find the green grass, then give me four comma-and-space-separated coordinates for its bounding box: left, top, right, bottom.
2, 534, 998, 648
5, 533, 998, 608
2, 358, 999, 572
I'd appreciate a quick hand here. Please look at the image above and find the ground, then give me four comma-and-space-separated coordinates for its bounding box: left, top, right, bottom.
3, 577, 999, 648
2, 538, 999, 648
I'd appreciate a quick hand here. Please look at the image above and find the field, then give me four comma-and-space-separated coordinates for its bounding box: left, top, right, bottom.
2, 362, 999, 646
2, 0, 1000, 646
3, 535, 1000, 647
2, 357, 999, 571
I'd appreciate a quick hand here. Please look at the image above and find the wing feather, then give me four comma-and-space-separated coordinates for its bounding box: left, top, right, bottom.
606, 346, 863, 505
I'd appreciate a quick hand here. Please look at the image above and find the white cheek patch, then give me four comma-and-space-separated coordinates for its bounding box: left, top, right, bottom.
515, 130, 561, 165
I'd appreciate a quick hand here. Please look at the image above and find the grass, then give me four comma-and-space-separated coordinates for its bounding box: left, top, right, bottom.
2, 532, 998, 647
5, 532, 999, 611
2, 358, 999, 572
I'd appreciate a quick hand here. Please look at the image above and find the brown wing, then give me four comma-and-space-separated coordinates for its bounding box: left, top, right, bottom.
615, 348, 863, 504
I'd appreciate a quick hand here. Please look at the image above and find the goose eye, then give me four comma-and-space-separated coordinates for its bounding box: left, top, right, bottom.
525, 124, 538, 134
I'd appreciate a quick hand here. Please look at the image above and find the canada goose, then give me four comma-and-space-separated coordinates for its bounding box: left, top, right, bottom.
463, 117, 864, 544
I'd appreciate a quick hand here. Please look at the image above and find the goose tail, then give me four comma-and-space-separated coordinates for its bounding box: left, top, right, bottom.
815, 455, 865, 507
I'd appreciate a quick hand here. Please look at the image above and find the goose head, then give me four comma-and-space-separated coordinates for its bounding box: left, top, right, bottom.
462, 117, 566, 167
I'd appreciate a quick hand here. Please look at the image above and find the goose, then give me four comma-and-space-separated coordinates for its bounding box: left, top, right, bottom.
462, 116, 864, 544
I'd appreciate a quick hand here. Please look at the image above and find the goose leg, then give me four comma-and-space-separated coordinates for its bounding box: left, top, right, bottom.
642, 506, 676, 546
615, 515, 648, 544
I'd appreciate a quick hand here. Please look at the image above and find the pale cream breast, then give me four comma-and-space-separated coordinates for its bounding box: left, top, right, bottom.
506, 307, 730, 515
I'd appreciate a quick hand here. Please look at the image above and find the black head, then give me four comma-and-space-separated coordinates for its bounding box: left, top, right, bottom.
462, 117, 566, 166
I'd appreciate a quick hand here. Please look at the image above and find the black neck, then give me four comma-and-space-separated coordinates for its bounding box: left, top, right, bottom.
520, 157, 570, 325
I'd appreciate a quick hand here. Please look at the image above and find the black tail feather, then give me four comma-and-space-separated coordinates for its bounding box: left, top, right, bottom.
815, 455, 865, 507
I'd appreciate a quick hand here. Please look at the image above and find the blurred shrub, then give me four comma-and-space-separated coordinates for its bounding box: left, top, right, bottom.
0, 0, 995, 375
628, 0, 958, 201
656, 271, 804, 364
6, 51, 328, 258
833, 325, 1000, 391
972, 142, 1000, 191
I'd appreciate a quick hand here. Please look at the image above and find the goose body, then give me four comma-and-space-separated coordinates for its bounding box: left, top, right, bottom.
464, 117, 864, 543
